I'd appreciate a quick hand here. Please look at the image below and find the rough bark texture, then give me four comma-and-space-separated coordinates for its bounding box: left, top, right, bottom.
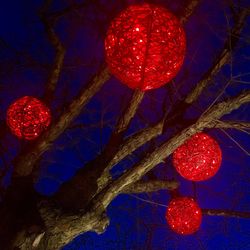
15, 90, 249, 250
14, 66, 110, 176
0, 1, 249, 250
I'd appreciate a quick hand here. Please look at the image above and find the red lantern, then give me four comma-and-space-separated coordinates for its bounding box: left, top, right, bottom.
173, 133, 222, 181
166, 197, 202, 235
105, 3, 186, 91
7, 96, 51, 140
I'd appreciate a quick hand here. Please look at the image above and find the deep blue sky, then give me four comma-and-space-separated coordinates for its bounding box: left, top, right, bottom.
0, 0, 250, 249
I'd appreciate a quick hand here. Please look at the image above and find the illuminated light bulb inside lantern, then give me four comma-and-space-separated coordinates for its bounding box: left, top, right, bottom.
173, 133, 222, 181
105, 3, 186, 90
166, 197, 202, 235
6, 96, 51, 140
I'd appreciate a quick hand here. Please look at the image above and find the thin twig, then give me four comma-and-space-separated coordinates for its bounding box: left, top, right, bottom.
202, 209, 250, 219
185, 9, 249, 104
220, 128, 250, 156
40, 0, 65, 103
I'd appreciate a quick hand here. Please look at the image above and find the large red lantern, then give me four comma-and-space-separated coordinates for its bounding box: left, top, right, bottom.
105, 3, 186, 91
7, 96, 51, 140
173, 133, 222, 181
166, 197, 202, 235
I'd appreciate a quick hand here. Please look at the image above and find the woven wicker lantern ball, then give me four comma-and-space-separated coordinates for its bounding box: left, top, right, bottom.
105, 3, 186, 91
166, 197, 202, 235
173, 133, 222, 181
7, 96, 51, 140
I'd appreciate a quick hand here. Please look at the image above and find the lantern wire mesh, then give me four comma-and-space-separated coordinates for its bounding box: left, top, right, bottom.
105, 3, 186, 91
173, 132, 222, 181
166, 197, 202, 235
7, 96, 51, 140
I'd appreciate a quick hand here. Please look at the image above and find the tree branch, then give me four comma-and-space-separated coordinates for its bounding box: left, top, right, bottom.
203, 209, 250, 219
103, 8, 249, 172
180, 0, 200, 24
115, 90, 144, 134
42, 18, 65, 103
53, 0, 201, 208
214, 120, 250, 130
14, 66, 110, 176
106, 120, 164, 169
13, 90, 250, 249
13, 202, 109, 250
100, 0, 201, 174
39, 0, 66, 103
95, 90, 250, 209
185, 9, 249, 104
124, 180, 179, 193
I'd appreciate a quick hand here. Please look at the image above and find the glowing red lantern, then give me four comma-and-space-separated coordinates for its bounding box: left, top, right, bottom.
166, 197, 202, 235
7, 96, 51, 140
105, 3, 186, 91
173, 133, 222, 181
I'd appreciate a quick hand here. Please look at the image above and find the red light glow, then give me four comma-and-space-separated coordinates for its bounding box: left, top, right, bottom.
173, 133, 222, 181
7, 96, 51, 140
166, 197, 202, 235
105, 3, 186, 91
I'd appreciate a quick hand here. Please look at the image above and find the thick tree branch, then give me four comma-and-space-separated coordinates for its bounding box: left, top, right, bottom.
100, 0, 201, 174
95, 90, 250, 208
31, 90, 249, 249
203, 209, 250, 219
26, 87, 248, 249
54, 0, 201, 208
103, 8, 249, 173
14, 66, 110, 176
107, 120, 164, 169
124, 180, 179, 193
13, 203, 109, 250
96, 90, 144, 190
115, 90, 144, 134
8, 3, 250, 250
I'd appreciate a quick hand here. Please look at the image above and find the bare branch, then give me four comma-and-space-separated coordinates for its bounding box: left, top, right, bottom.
107, 120, 164, 169
124, 180, 179, 193
42, 18, 65, 103
14, 66, 110, 176
102, 0, 201, 173
30, 90, 249, 250
39, 0, 66, 103
11, 84, 250, 250
115, 90, 144, 134
185, 9, 249, 104
13, 202, 109, 250
214, 120, 250, 130
95, 90, 250, 208
180, 0, 200, 24
203, 209, 250, 219
200, 91, 250, 128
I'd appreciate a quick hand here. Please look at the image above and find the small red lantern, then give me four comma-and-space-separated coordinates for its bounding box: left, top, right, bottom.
173, 133, 222, 181
166, 197, 202, 235
105, 3, 186, 91
7, 96, 51, 140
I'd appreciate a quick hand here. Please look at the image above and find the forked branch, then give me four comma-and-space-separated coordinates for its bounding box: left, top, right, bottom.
14, 66, 110, 176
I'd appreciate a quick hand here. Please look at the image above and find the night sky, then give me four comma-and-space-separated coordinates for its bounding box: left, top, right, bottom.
0, 0, 250, 249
